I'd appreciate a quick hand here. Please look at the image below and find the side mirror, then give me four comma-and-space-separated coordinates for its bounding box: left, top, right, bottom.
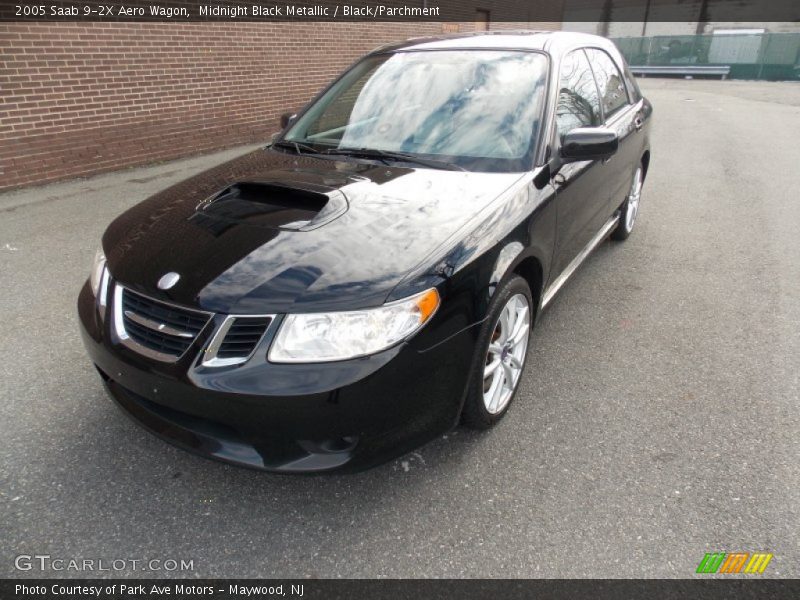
560, 127, 618, 162
280, 112, 297, 129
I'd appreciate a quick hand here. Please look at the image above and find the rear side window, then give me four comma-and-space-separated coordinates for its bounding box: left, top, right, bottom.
621, 58, 642, 103
555, 49, 601, 139
586, 48, 630, 120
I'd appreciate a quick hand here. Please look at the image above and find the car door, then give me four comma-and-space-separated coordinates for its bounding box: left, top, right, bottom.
585, 47, 640, 216
551, 48, 609, 278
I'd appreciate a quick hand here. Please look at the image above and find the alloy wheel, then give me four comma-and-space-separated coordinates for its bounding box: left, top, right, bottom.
482, 293, 531, 414
625, 167, 643, 232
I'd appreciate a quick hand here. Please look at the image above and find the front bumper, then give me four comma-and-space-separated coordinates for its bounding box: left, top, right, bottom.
78, 282, 476, 472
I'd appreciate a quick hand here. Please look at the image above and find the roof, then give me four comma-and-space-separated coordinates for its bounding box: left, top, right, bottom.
371, 30, 615, 55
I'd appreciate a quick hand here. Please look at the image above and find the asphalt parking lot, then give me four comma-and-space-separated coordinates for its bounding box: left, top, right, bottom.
1, 79, 799, 578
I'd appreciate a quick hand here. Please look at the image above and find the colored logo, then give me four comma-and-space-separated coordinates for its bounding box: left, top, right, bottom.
696, 552, 773, 574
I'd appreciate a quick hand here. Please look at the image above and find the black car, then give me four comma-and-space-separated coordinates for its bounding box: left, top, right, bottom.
78, 31, 652, 472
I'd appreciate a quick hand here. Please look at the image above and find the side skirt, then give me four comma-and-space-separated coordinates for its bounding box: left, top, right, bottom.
541, 214, 620, 309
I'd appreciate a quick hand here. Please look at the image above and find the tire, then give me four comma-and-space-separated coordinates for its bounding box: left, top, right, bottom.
611, 163, 644, 241
461, 275, 533, 430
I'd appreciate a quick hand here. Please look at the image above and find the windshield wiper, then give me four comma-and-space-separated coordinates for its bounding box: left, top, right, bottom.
323, 147, 466, 171
271, 140, 321, 155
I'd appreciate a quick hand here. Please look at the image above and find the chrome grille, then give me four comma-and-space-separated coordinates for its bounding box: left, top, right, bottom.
114, 285, 212, 362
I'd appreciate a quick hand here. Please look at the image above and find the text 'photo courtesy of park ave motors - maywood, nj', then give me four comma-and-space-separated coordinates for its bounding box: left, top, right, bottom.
14, 583, 304, 597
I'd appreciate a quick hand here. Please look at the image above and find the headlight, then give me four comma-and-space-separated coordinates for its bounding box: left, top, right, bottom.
269, 288, 440, 363
90, 248, 106, 296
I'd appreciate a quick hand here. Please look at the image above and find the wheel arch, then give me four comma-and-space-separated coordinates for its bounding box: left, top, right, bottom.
512, 256, 544, 316
488, 242, 544, 318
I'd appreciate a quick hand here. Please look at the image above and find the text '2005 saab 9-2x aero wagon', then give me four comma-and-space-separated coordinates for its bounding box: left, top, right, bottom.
79, 31, 652, 472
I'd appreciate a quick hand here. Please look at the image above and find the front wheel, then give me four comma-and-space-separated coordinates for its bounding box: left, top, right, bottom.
461, 276, 533, 430
612, 164, 643, 241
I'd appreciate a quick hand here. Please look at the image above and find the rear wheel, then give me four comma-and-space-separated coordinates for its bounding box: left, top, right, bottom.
612, 164, 643, 241
461, 276, 532, 430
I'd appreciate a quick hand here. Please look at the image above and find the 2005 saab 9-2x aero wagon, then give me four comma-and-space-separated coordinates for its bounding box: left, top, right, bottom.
79, 31, 652, 472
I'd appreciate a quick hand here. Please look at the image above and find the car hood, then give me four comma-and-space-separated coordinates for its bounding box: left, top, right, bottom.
104, 148, 523, 314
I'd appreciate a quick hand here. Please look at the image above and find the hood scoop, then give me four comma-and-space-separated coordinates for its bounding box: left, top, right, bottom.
191, 180, 348, 232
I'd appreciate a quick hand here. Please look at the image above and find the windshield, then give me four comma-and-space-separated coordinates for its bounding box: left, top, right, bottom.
282, 50, 549, 172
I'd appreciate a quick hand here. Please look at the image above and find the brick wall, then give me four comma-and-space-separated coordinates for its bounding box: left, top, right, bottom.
1, 21, 558, 191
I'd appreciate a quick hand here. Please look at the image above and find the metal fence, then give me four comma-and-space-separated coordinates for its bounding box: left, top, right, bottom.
612, 33, 800, 80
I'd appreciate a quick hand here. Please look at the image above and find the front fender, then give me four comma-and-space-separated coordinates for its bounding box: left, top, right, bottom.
407, 175, 556, 354
489, 241, 525, 293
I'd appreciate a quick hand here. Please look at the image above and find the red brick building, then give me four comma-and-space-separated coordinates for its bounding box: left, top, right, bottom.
1, 20, 560, 191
